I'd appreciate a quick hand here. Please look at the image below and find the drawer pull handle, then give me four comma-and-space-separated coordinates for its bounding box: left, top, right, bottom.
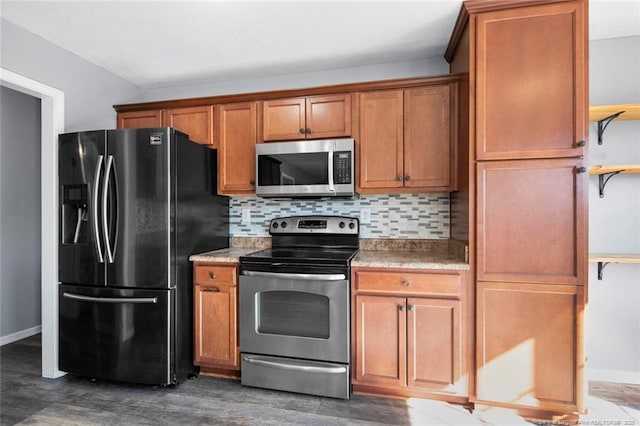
401, 280, 410, 287
209, 272, 216, 279
203, 287, 220, 292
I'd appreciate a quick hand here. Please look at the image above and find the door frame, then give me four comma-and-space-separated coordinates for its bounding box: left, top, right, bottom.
0, 67, 65, 378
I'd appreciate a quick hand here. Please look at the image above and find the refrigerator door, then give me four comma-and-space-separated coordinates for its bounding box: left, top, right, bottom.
105, 128, 172, 289
58, 284, 173, 385
59, 131, 107, 286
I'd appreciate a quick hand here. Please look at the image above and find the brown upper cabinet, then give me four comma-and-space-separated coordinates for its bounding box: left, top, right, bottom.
117, 110, 162, 129
474, 1, 587, 160
216, 102, 257, 195
118, 105, 214, 146
358, 84, 457, 193
262, 94, 352, 141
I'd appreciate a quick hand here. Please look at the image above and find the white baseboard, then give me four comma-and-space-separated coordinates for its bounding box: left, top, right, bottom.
0, 325, 42, 346
588, 368, 640, 385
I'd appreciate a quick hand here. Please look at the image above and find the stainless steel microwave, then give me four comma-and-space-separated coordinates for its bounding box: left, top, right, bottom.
255, 138, 355, 198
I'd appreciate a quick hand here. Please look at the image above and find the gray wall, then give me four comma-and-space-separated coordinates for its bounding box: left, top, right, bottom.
588, 36, 640, 382
0, 86, 41, 339
1, 18, 143, 131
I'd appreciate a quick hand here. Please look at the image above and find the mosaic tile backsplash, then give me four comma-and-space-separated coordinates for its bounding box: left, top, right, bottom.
230, 194, 450, 238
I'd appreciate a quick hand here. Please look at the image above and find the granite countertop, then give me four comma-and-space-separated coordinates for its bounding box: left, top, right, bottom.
351, 250, 468, 270
190, 237, 469, 270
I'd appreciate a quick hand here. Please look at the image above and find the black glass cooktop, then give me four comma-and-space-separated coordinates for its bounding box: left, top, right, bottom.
242, 247, 358, 263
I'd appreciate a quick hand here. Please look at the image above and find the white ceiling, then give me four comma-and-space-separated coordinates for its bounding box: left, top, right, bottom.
2, 0, 639, 90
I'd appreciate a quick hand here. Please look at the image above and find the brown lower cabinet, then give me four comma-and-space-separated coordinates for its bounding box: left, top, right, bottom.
475, 281, 585, 414
351, 267, 470, 404
193, 262, 239, 373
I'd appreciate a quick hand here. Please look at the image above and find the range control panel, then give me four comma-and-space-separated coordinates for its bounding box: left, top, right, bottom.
269, 216, 359, 235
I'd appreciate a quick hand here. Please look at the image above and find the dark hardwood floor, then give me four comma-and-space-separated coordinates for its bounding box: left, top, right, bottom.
1, 335, 638, 425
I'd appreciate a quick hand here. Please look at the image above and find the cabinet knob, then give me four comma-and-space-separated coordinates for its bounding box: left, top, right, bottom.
577, 140, 586, 147
402, 280, 410, 287
408, 305, 415, 312
404, 175, 411, 181
305, 128, 311, 134
209, 272, 216, 279
397, 176, 403, 181
299, 128, 306, 134
249, 180, 255, 185
576, 166, 587, 174
398, 305, 405, 312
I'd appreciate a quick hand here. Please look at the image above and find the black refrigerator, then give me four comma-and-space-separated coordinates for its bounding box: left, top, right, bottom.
58, 128, 229, 385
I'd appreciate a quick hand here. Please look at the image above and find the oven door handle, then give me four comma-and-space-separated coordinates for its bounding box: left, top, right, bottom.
241, 270, 346, 281
242, 356, 347, 374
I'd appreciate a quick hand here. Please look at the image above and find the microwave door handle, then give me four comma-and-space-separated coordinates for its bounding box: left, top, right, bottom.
327, 150, 335, 192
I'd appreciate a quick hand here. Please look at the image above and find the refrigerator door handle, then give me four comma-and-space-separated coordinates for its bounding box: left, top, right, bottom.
93, 155, 105, 263
102, 155, 115, 263
62, 291, 158, 304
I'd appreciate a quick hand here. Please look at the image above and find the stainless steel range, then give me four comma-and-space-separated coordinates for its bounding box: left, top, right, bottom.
239, 215, 359, 399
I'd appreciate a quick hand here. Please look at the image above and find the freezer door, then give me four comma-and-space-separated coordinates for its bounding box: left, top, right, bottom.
105, 128, 171, 288
59, 131, 107, 286
58, 284, 174, 385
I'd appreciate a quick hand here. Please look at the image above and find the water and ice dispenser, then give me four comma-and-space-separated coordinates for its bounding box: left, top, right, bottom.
62, 184, 88, 244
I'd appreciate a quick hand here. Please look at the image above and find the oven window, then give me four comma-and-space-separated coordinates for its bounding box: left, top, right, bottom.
257, 291, 330, 339
258, 153, 328, 186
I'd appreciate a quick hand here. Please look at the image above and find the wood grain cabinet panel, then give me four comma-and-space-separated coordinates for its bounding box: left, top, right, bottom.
216, 102, 257, 195
352, 268, 469, 401
476, 281, 584, 413
358, 85, 457, 193
162, 106, 214, 146
262, 94, 351, 141
193, 263, 239, 370
117, 110, 162, 129
475, 1, 587, 160
476, 158, 587, 285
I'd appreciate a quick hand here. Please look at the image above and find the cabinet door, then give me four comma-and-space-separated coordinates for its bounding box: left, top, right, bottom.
476, 158, 587, 285
194, 283, 238, 368
404, 85, 456, 190
476, 281, 584, 412
217, 102, 257, 195
354, 295, 406, 387
117, 110, 162, 129
162, 106, 214, 146
475, 1, 587, 160
305, 94, 352, 139
262, 98, 306, 141
407, 297, 464, 394
358, 90, 404, 190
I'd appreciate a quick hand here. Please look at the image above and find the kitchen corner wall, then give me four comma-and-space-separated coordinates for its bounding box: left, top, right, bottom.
230, 194, 450, 238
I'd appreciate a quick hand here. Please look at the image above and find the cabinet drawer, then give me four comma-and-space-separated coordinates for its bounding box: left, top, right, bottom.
354, 270, 461, 297
194, 265, 237, 286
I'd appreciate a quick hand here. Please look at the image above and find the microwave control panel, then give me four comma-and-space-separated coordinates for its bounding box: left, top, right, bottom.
333, 151, 352, 184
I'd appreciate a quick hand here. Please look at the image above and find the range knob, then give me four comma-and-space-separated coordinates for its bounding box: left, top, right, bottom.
339, 221, 346, 229
281, 221, 288, 229
272, 222, 279, 229
349, 222, 356, 229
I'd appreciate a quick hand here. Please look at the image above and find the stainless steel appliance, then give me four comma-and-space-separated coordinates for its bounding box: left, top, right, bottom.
239, 215, 359, 399
58, 128, 229, 385
255, 138, 355, 198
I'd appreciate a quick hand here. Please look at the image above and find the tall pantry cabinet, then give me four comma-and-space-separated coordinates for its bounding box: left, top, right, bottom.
445, 0, 588, 418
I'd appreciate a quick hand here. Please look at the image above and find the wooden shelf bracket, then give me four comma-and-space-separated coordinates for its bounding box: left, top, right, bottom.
597, 110, 625, 145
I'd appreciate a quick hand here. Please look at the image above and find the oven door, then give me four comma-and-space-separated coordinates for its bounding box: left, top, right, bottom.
239, 270, 349, 364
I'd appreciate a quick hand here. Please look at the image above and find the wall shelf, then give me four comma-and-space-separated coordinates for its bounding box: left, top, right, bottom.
589, 164, 640, 197
589, 103, 640, 144
589, 253, 640, 280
